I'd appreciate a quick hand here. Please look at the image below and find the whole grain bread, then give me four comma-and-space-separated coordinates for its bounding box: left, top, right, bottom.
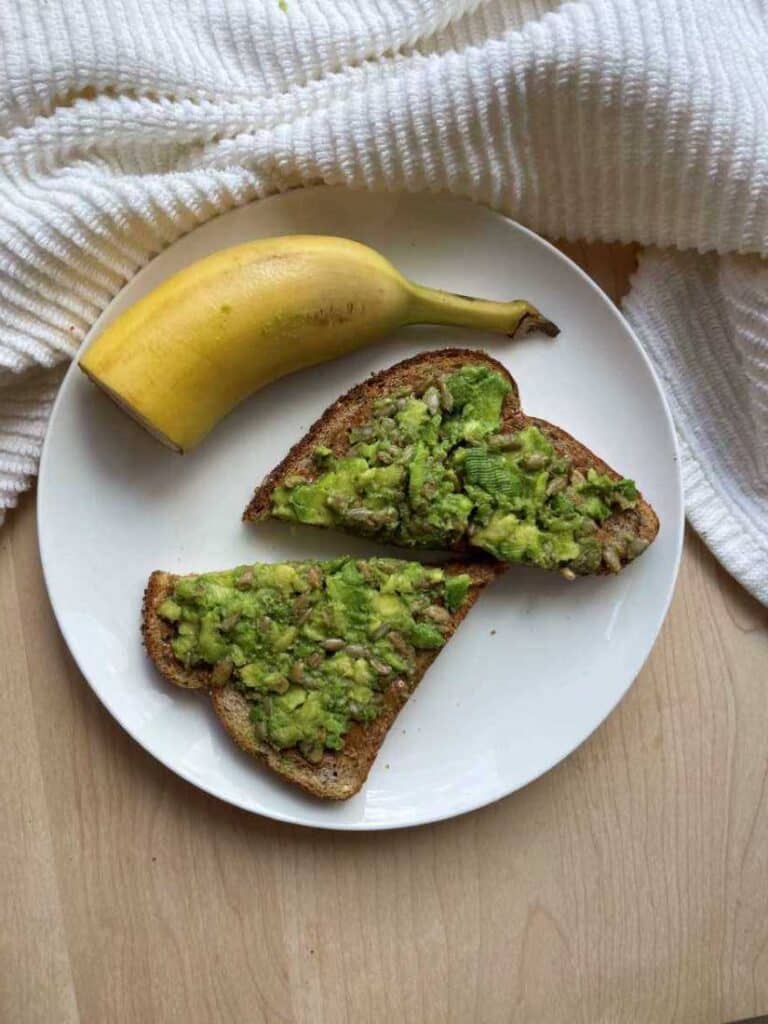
244, 349, 659, 573
142, 559, 501, 800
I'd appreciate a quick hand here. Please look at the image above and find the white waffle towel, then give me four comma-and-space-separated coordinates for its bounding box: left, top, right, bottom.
1, 0, 766, 602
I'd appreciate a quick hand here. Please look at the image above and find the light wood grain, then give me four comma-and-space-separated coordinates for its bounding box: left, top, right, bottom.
1, 242, 766, 1024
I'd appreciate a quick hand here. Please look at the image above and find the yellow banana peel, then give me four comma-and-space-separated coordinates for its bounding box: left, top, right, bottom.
79, 235, 558, 451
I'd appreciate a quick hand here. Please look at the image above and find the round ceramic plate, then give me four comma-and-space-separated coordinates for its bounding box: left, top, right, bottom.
38, 187, 683, 830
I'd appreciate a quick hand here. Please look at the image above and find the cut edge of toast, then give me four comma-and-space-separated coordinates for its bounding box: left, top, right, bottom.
243, 348, 659, 573
142, 559, 503, 800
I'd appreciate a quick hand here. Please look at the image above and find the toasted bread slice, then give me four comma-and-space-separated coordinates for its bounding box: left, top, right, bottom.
143, 558, 501, 800
244, 349, 659, 575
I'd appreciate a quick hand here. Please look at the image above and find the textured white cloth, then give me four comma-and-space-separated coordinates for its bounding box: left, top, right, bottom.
1, 0, 766, 602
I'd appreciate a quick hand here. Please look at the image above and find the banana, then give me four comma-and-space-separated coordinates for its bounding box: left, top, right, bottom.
79, 235, 558, 452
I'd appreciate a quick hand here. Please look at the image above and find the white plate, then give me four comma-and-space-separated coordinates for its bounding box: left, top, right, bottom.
38, 187, 683, 830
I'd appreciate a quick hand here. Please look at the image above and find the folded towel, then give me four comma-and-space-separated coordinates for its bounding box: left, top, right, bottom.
1, 0, 765, 602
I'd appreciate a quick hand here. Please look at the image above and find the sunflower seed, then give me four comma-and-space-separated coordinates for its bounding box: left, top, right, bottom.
288, 661, 305, 684
424, 604, 451, 624
628, 536, 650, 559
371, 658, 392, 677
546, 475, 567, 496
220, 611, 241, 632
560, 567, 577, 582
307, 652, 323, 669
522, 452, 549, 471
211, 658, 233, 686
236, 568, 254, 590
300, 743, 324, 765
388, 632, 412, 657
344, 644, 369, 659
488, 433, 521, 451
344, 507, 396, 528
612, 535, 628, 558
344, 507, 377, 523
322, 637, 345, 652
372, 622, 391, 640
293, 594, 310, 621
424, 387, 441, 415
438, 377, 454, 412
603, 544, 622, 573
326, 493, 350, 512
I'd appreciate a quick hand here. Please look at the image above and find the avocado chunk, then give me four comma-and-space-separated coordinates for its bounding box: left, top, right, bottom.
158, 558, 473, 763
268, 365, 641, 575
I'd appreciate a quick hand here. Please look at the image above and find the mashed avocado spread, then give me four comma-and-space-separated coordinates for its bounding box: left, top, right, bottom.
270, 366, 644, 574
158, 558, 471, 763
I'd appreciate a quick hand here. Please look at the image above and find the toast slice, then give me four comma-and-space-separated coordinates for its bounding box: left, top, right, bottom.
244, 349, 659, 576
143, 557, 500, 800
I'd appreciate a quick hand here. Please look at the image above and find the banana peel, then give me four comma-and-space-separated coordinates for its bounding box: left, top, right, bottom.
79, 235, 558, 452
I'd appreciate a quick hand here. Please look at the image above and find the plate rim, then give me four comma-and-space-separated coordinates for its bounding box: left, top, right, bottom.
37, 186, 684, 830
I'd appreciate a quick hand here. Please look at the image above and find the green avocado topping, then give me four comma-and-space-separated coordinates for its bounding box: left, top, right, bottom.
158, 558, 473, 763
269, 365, 643, 574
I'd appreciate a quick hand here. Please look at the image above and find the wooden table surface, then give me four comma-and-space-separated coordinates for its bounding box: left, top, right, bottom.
2, 243, 766, 1024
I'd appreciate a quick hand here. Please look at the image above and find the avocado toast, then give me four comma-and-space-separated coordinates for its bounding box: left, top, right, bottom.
143, 556, 499, 799
245, 350, 659, 577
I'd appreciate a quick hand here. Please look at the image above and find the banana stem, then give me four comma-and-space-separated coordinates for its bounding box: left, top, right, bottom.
406, 284, 559, 339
